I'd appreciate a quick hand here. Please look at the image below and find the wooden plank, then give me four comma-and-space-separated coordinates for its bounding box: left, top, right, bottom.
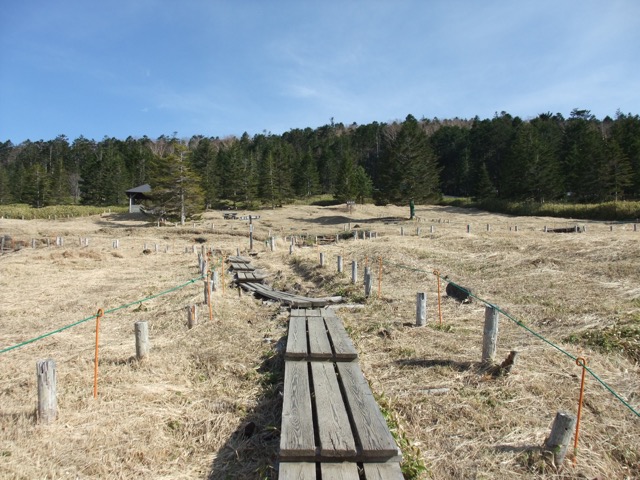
311, 363, 357, 458
320, 462, 360, 479
323, 313, 358, 360
307, 318, 333, 359
227, 255, 252, 263
286, 316, 308, 359
279, 462, 316, 480
281, 361, 315, 457
230, 262, 254, 271
336, 362, 400, 460
362, 462, 404, 480
305, 308, 322, 317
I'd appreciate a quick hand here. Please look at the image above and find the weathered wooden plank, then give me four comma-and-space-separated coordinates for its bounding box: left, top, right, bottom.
362, 462, 404, 480
311, 363, 357, 458
281, 361, 315, 457
286, 316, 308, 359
236, 271, 267, 282
320, 462, 360, 479
307, 318, 333, 359
230, 262, 255, 271
305, 308, 323, 317
227, 255, 252, 263
279, 462, 316, 480
323, 313, 358, 360
336, 362, 400, 459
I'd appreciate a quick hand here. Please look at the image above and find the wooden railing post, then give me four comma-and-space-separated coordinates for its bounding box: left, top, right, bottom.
37, 359, 57, 424
482, 305, 499, 362
544, 411, 576, 466
416, 292, 426, 326
135, 321, 149, 359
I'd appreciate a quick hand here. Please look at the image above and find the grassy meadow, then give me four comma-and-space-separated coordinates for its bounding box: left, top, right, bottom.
0, 203, 638, 479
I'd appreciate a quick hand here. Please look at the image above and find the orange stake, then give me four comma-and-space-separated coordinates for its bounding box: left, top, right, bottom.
434, 270, 443, 326
93, 308, 104, 398
573, 357, 587, 463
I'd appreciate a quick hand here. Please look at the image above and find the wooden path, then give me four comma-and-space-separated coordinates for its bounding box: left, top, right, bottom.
279, 308, 403, 479
227, 256, 343, 308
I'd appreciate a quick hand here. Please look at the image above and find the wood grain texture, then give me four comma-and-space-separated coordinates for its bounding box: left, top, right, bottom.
323, 312, 358, 360
320, 462, 360, 479
362, 462, 404, 479
307, 318, 333, 359
336, 362, 400, 459
279, 462, 316, 480
310, 362, 357, 457
280, 361, 315, 457
286, 316, 308, 359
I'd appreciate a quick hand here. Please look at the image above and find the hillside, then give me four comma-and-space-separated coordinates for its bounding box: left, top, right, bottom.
1, 204, 638, 479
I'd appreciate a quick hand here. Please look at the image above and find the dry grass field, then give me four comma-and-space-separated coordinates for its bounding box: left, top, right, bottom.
1, 203, 639, 479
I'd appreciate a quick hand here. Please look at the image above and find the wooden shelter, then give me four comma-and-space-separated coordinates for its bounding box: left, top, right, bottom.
125, 184, 151, 213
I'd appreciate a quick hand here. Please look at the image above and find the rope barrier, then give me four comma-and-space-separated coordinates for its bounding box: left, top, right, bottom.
0, 275, 205, 356
379, 258, 640, 419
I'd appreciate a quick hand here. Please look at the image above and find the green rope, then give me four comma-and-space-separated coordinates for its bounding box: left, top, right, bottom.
380, 259, 640, 418
0, 274, 204, 355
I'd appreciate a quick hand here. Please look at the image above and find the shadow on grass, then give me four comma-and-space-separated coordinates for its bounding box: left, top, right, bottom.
207, 339, 285, 480
395, 358, 474, 372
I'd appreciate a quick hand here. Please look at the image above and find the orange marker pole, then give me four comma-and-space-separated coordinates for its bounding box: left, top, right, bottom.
434, 270, 443, 327
93, 308, 104, 398
573, 357, 587, 464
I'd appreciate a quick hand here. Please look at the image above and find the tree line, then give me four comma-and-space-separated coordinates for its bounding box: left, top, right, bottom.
1, 109, 639, 219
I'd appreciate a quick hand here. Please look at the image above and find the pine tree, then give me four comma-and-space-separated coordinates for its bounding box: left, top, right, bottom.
149, 147, 204, 223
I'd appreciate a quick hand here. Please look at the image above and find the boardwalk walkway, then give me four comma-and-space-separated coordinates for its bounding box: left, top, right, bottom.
279, 308, 404, 479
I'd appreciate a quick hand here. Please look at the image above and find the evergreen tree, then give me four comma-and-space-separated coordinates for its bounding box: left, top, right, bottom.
149, 146, 204, 222
376, 114, 440, 204
473, 162, 496, 200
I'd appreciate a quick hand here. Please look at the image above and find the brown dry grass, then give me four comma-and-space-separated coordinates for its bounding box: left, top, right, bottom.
1, 204, 639, 479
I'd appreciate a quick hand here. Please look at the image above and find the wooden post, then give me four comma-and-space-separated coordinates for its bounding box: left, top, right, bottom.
544, 412, 576, 466
337, 255, 343, 273
400, 226, 404, 236
155, 244, 159, 253
364, 270, 373, 298
187, 305, 197, 329
211, 270, 219, 292
270, 236, 275, 252
135, 321, 149, 359
31, 238, 36, 248
416, 292, 426, 326
430, 225, 435, 234
466, 224, 471, 233
482, 305, 499, 362
515, 225, 519, 232
416, 227, 421, 236
319, 252, 325, 267
36, 359, 57, 424
1, 236, 5, 254
289, 244, 293, 255
351, 260, 358, 284
249, 224, 254, 251
353, 231, 357, 241
204, 278, 210, 304
487, 224, 490, 232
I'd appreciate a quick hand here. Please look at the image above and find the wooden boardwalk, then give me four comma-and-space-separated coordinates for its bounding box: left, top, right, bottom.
227, 257, 342, 307
279, 308, 403, 479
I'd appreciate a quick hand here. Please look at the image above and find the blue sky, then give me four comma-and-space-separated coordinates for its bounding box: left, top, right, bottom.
1, 0, 638, 143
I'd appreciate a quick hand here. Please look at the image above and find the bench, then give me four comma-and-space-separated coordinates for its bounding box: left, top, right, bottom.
223, 212, 237, 220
